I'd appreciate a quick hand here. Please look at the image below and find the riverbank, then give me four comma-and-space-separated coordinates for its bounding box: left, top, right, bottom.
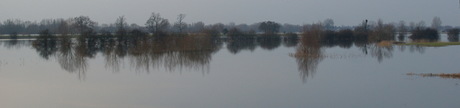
407, 73, 460, 79
401, 42, 460, 47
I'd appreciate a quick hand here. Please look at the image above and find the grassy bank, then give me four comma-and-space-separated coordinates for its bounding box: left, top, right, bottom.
401, 42, 460, 47
407, 73, 460, 79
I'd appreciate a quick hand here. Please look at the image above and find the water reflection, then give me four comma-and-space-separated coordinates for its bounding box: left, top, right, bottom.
1, 39, 31, 49
130, 37, 222, 73
369, 42, 394, 63
45, 36, 222, 75
27, 36, 303, 74
4, 35, 430, 81
226, 37, 257, 54
282, 35, 299, 47
291, 35, 323, 82
57, 41, 88, 78
257, 35, 282, 50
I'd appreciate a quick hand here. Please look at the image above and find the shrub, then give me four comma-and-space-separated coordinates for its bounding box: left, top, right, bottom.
410, 28, 439, 41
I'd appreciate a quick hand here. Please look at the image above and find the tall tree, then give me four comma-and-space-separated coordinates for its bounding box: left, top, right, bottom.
258, 21, 280, 35
57, 19, 70, 36
211, 23, 225, 34
145, 12, 170, 35
397, 20, 407, 41
72, 16, 96, 36
189, 21, 205, 33
174, 14, 187, 33
431, 16, 442, 30
397, 20, 407, 33
416, 21, 426, 29
115, 16, 128, 36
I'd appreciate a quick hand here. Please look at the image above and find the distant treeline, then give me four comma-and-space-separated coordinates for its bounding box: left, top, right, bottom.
1, 13, 459, 42
0, 14, 304, 36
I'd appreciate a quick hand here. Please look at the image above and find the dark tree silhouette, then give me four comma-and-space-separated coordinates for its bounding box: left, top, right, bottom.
72, 16, 97, 38
174, 14, 187, 34
32, 29, 58, 60
145, 12, 170, 36
368, 19, 396, 42
115, 16, 128, 36
257, 35, 281, 50
227, 27, 244, 37
57, 19, 70, 36
447, 28, 460, 42
259, 21, 280, 35
397, 21, 407, 41
2, 19, 22, 38
410, 28, 439, 41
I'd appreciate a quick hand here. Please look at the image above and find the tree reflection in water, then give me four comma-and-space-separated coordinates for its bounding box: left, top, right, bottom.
57, 40, 88, 79
226, 36, 257, 54
30, 36, 222, 78
2, 39, 32, 49
282, 34, 299, 48
125, 36, 222, 73
369, 42, 394, 63
19, 33, 427, 81
291, 27, 324, 83
257, 35, 282, 50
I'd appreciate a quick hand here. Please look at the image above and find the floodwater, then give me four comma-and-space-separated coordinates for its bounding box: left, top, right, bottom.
0, 35, 459, 108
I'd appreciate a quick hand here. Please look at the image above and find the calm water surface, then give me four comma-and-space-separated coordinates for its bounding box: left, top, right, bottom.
0, 36, 459, 108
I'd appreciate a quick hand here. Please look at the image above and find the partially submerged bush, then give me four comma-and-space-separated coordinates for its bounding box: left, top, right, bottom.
369, 24, 396, 42
410, 28, 439, 41
447, 28, 460, 42
447, 28, 460, 37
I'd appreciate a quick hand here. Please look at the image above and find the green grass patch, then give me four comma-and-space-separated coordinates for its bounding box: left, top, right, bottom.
401, 42, 460, 47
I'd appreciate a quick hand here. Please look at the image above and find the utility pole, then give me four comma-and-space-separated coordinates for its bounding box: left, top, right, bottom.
364, 19, 368, 31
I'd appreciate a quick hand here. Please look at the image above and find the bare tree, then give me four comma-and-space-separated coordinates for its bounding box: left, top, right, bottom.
369, 19, 396, 42
431, 16, 442, 30
145, 12, 170, 36
72, 16, 97, 36
115, 16, 128, 36
409, 22, 416, 31
189, 21, 205, 33
211, 23, 225, 34
397, 21, 407, 33
174, 14, 187, 34
57, 19, 70, 36
416, 21, 426, 29
397, 20, 407, 41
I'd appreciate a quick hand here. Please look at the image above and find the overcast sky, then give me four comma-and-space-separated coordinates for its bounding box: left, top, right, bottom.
1, 0, 459, 26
